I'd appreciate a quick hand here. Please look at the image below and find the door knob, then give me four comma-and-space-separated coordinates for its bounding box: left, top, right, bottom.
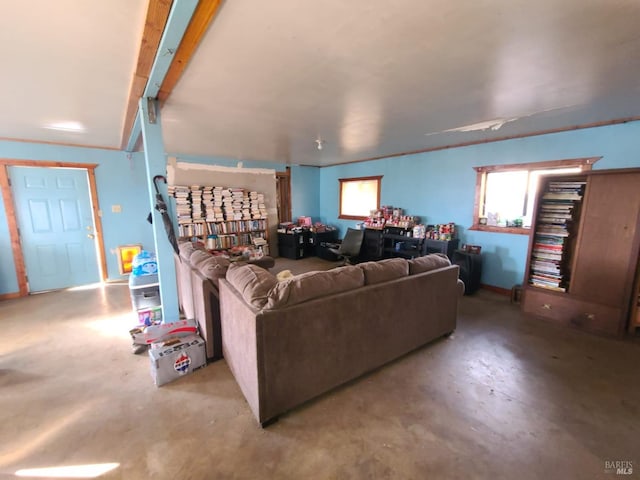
87, 234, 95, 239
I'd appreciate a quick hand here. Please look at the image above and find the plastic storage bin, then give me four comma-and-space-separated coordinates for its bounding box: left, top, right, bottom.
129, 274, 161, 310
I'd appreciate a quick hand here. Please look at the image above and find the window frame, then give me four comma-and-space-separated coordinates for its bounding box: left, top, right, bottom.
338, 175, 383, 220
470, 157, 600, 235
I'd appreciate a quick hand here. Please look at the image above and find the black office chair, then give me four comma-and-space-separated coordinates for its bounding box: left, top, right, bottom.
328, 228, 365, 265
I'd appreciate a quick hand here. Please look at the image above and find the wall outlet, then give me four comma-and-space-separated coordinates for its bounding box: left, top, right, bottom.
112, 205, 122, 213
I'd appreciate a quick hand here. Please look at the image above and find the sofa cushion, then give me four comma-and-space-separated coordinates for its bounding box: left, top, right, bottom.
266, 265, 364, 310
226, 264, 278, 309
358, 258, 409, 285
189, 249, 213, 267
197, 257, 231, 287
408, 253, 451, 274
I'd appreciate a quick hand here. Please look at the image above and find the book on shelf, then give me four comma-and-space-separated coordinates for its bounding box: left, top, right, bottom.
528, 179, 585, 292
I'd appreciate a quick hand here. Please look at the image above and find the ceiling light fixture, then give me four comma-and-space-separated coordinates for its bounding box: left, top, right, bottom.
43, 121, 86, 133
441, 117, 518, 134
315, 139, 324, 151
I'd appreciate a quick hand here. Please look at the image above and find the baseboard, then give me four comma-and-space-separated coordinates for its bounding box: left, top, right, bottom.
0, 291, 23, 300
480, 284, 511, 296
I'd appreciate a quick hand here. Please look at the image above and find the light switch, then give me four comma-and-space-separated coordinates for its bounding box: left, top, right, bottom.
112, 205, 122, 213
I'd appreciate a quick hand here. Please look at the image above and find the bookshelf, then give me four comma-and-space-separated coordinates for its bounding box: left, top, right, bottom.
522, 169, 640, 337
169, 185, 269, 255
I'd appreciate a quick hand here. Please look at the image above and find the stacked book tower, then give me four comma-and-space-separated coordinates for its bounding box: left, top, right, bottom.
528, 179, 586, 292
211, 187, 225, 222
249, 191, 268, 220
168, 185, 194, 237
190, 185, 204, 224
202, 186, 214, 222
229, 188, 244, 220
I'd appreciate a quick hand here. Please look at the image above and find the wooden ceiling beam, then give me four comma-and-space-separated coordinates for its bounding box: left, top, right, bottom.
158, 0, 223, 104
120, 0, 173, 150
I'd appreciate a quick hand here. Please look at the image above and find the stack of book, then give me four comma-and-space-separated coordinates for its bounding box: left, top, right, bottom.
201, 186, 214, 221
168, 185, 192, 226
249, 191, 268, 219
528, 180, 586, 292
210, 187, 225, 221
229, 188, 244, 221
190, 186, 203, 223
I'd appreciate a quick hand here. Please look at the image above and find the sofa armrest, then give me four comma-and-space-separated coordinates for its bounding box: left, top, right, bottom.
219, 279, 263, 422
191, 269, 222, 360
457, 279, 465, 296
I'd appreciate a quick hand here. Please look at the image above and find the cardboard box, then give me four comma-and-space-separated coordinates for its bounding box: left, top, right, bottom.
143, 319, 198, 344
149, 334, 206, 386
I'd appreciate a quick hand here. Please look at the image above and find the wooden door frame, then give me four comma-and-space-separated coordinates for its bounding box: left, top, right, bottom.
276, 167, 292, 223
0, 159, 107, 298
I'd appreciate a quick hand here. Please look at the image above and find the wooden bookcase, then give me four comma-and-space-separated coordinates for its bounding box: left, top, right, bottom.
631, 262, 640, 333
170, 185, 269, 255
178, 219, 269, 253
522, 168, 640, 336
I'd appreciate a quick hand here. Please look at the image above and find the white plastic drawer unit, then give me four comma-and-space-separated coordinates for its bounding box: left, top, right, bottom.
129, 274, 161, 310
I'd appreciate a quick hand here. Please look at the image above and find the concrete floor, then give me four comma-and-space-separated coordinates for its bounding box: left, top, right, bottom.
1, 258, 639, 480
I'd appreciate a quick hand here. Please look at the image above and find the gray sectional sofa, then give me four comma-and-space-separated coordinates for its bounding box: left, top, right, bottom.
219, 255, 464, 426
174, 241, 273, 360
174, 242, 230, 360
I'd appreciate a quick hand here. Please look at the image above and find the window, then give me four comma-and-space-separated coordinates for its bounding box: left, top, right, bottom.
339, 176, 382, 220
472, 157, 600, 234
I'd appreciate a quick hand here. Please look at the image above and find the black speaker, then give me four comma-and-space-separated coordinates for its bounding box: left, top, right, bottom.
452, 250, 482, 295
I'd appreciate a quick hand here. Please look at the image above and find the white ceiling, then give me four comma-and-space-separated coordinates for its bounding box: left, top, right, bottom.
1, 1, 639, 166
0, 0, 147, 149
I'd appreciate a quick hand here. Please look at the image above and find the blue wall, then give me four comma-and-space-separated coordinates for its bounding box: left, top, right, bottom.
319, 121, 640, 289
0, 175, 16, 293
291, 165, 320, 221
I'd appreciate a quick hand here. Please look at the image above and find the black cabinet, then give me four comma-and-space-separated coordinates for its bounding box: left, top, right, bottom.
362, 229, 384, 261
452, 250, 482, 295
310, 230, 339, 260
382, 227, 424, 259
278, 230, 340, 260
423, 239, 459, 259
278, 231, 309, 259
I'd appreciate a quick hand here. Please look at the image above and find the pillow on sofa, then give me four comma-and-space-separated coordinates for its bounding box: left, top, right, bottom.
358, 258, 409, 285
266, 265, 364, 310
178, 241, 198, 261
226, 264, 277, 309
197, 256, 231, 287
408, 253, 451, 274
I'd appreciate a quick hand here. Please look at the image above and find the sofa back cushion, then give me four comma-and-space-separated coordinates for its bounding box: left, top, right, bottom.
189, 250, 213, 268
408, 253, 451, 274
198, 256, 231, 287
266, 265, 364, 310
358, 258, 409, 285
226, 264, 278, 309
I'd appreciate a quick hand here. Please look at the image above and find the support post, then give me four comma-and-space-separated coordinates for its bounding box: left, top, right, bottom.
139, 97, 180, 322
